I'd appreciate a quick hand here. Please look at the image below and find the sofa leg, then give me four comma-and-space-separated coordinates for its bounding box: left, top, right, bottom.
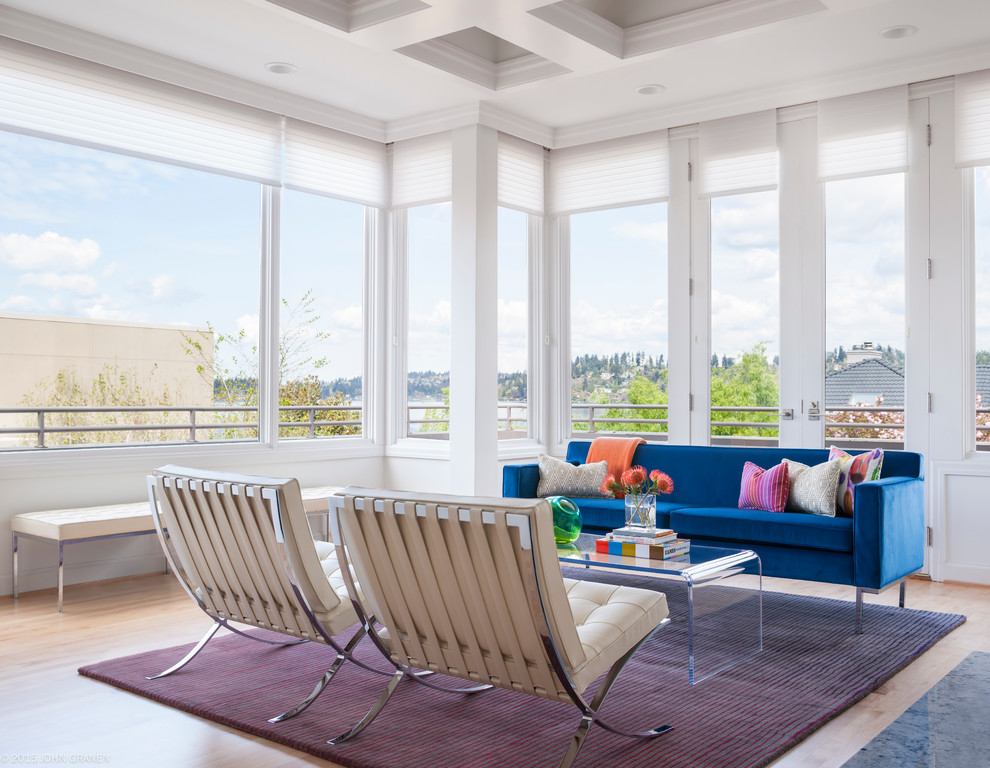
899, 580, 906, 608
855, 588, 864, 635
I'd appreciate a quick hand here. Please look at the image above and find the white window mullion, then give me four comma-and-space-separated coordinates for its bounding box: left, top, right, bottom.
260, 185, 281, 446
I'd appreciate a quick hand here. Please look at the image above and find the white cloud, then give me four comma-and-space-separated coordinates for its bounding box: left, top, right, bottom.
409, 300, 451, 334
76, 294, 143, 321
571, 297, 668, 359
0, 232, 101, 271
330, 305, 362, 330
148, 274, 202, 304
0, 294, 38, 312
21, 271, 99, 296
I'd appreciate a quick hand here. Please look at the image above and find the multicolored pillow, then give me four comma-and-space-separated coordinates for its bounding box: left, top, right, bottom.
828, 446, 884, 517
738, 461, 790, 513
536, 454, 609, 498
783, 459, 841, 517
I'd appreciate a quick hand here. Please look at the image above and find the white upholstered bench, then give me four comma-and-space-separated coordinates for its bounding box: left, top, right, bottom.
10, 484, 341, 612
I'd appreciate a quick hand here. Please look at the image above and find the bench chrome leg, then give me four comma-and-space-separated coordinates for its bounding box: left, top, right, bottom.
899, 580, 906, 608
11, 534, 17, 600
58, 541, 64, 613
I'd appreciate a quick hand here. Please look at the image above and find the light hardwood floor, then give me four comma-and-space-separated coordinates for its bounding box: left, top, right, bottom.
3, 573, 988, 768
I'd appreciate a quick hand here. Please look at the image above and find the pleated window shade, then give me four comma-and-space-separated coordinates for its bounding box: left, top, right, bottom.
498, 133, 544, 215
284, 118, 386, 207
955, 69, 990, 169
698, 110, 778, 198
0, 38, 282, 184
391, 132, 453, 209
548, 131, 668, 215
817, 85, 908, 182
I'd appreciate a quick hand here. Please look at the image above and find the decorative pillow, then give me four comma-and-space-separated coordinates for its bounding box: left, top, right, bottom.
829, 446, 884, 517
738, 461, 790, 513
536, 454, 609, 498
783, 459, 841, 517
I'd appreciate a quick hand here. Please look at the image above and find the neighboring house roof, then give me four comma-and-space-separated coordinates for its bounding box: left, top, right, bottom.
825, 359, 905, 408
826, 361, 990, 408
977, 366, 990, 402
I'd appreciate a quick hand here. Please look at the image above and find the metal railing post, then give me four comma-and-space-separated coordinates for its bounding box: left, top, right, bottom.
189, 409, 197, 442
37, 410, 45, 448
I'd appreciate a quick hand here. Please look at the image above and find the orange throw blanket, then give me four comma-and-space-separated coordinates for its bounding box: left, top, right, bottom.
586, 436, 645, 498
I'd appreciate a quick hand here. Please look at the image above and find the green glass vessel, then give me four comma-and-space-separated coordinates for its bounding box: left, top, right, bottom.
546, 496, 582, 544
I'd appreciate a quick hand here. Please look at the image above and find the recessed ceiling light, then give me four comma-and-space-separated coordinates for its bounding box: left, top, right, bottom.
880, 25, 918, 39
636, 84, 666, 95
265, 62, 298, 74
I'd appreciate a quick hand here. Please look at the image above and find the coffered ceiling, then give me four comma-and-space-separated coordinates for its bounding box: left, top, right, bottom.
1, 0, 989, 146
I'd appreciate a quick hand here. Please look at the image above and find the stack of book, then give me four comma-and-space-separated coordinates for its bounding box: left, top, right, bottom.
595, 527, 691, 559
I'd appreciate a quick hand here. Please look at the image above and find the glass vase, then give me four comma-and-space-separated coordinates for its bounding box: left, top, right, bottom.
546, 496, 582, 544
624, 493, 656, 532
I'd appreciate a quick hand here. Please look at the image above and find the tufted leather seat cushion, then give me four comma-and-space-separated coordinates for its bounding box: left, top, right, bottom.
563, 577, 669, 692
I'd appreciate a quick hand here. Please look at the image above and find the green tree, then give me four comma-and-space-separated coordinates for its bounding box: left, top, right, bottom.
710, 342, 779, 437
20, 363, 188, 446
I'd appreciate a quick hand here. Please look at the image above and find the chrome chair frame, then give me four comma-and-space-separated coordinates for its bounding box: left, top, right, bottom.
146, 467, 384, 725
326, 490, 671, 767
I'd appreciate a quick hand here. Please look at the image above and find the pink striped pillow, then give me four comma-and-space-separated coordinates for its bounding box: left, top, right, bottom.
738, 461, 790, 513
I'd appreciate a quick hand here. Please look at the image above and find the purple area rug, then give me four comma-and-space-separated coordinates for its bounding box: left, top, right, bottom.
78, 568, 964, 768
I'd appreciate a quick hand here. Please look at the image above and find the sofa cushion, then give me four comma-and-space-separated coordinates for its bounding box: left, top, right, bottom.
537, 454, 609, 498
784, 458, 841, 517
670, 506, 854, 553
738, 461, 790, 513
829, 446, 884, 516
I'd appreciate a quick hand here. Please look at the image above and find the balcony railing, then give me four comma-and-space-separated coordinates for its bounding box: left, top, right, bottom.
2, 401, 984, 451
0, 404, 361, 449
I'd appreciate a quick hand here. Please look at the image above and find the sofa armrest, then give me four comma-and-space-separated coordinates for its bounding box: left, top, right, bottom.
852, 476, 925, 590
503, 463, 540, 498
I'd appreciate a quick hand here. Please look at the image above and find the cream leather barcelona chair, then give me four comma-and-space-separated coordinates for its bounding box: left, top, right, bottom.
147, 465, 374, 724
327, 487, 673, 768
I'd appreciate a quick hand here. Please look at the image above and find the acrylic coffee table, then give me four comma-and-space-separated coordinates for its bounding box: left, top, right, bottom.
558, 533, 763, 684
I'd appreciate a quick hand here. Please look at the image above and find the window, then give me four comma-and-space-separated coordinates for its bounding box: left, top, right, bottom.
569, 203, 669, 438
0, 131, 261, 449
709, 190, 780, 445
498, 207, 530, 439
279, 190, 366, 439
405, 202, 452, 438
975, 166, 990, 448
824, 173, 906, 448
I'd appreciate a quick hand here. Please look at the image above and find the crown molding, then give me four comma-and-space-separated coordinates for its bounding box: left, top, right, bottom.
0, 4, 387, 141
496, 54, 570, 90
477, 103, 554, 148
262, 0, 428, 32
527, 2, 623, 59
385, 102, 482, 142
398, 38, 497, 90
553, 42, 990, 148
623, 0, 826, 58
398, 38, 570, 91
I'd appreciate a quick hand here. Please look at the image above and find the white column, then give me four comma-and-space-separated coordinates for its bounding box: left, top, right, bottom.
449, 124, 500, 495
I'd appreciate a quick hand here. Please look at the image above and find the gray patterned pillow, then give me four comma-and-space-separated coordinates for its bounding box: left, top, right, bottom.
536, 454, 609, 498
784, 459, 841, 516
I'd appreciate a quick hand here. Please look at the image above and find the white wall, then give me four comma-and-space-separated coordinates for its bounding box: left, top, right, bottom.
1, 447, 386, 596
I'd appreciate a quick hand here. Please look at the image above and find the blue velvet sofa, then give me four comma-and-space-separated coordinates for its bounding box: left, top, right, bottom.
503, 441, 925, 615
